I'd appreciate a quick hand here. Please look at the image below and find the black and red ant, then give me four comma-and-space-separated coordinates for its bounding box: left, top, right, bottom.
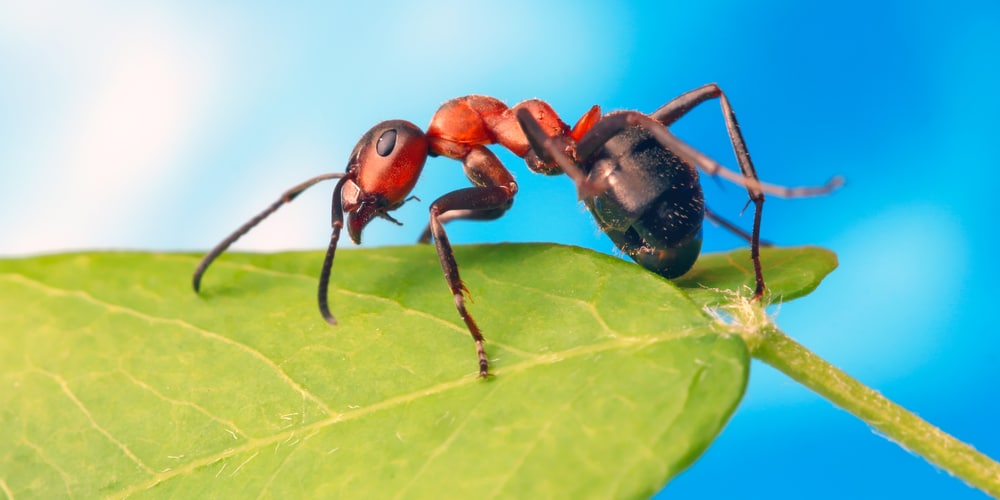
193, 83, 841, 378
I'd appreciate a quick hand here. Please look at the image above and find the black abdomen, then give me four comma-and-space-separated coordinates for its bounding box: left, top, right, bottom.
583, 125, 704, 278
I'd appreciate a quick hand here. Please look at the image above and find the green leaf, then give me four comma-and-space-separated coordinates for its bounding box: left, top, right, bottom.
0, 244, 830, 498
674, 245, 838, 306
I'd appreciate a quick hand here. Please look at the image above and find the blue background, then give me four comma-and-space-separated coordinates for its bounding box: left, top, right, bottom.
2, 1, 998, 498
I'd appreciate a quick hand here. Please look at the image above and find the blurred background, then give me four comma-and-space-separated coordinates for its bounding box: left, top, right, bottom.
2, 0, 998, 497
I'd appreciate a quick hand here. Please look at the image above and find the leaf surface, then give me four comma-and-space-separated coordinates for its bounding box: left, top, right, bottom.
0, 244, 833, 498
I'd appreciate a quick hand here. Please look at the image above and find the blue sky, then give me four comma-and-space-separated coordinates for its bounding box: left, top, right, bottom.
2, 1, 999, 497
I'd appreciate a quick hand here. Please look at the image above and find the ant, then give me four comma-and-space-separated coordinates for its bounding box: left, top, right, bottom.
193, 83, 841, 378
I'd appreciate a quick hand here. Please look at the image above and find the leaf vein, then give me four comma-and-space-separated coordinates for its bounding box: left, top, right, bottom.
2, 273, 335, 419
335, 289, 537, 359
393, 384, 502, 499
471, 269, 621, 338
257, 438, 305, 499
107, 329, 706, 498
0, 478, 13, 500
31, 367, 155, 476
115, 368, 250, 440
18, 437, 74, 497
488, 356, 618, 498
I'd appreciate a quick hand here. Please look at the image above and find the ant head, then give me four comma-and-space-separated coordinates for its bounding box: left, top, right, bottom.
340, 120, 428, 243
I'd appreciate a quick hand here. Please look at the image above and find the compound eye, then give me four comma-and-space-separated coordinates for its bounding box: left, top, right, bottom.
376, 129, 397, 157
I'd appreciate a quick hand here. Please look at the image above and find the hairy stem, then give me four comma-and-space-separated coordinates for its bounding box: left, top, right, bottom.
751, 325, 1000, 497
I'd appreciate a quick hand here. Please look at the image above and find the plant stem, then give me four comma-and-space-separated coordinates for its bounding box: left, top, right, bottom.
752, 325, 1000, 497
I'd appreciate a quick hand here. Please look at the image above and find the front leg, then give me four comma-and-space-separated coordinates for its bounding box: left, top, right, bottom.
416, 208, 506, 244
427, 145, 517, 377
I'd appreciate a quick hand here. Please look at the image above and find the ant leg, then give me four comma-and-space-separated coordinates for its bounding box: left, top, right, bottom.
651, 84, 762, 193
649, 85, 844, 296
416, 208, 507, 244
706, 206, 772, 247
577, 112, 842, 199
516, 108, 606, 200
427, 146, 517, 377
192, 172, 343, 293
654, 85, 771, 296
428, 187, 513, 378
651, 84, 767, 295
643, 85, 767, 293
649, 83, 844, 193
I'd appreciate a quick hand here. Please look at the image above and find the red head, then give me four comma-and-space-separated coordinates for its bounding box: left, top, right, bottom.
339, 120, 429, 243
